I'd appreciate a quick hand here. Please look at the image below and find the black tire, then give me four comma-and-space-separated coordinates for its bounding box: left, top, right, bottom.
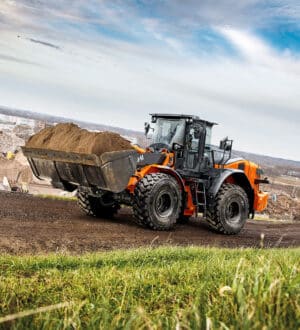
206, 183, 249, 234
77, 189, 119, 219
133, 173, 182, 230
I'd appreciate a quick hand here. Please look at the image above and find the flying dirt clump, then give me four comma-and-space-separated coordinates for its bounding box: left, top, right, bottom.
25, 123, 134, 156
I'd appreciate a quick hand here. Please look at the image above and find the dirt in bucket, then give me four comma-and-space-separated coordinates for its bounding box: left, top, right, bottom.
25, 123, 134, 156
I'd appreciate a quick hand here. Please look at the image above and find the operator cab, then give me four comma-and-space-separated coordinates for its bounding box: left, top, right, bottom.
145, 114, 217, 174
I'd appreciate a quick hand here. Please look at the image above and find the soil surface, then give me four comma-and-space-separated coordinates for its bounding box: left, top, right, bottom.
26, 123, 133, 156
0, 192, 299, 254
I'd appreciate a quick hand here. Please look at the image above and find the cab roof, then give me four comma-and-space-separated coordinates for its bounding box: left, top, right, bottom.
150, 113, 217, 127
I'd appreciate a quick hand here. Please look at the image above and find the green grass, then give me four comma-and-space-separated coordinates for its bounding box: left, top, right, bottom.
36, 194, 77, 201
0, 247, 299, 329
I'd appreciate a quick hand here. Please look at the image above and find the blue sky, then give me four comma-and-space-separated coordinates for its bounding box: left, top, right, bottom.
0, 0, 299, 160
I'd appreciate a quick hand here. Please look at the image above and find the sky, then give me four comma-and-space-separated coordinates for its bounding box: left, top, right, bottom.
0, 1, 299, 160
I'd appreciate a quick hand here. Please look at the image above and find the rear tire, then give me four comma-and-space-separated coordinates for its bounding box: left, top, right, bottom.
133, 173, 182, 230
77, 188, 119, 219
206, 183, 249, 234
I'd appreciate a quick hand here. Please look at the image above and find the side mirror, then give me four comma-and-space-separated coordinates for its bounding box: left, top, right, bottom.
144, 122, 150, 137
172, 142, 184, 151
219, 137, 232, 151
151, 116, 157, 123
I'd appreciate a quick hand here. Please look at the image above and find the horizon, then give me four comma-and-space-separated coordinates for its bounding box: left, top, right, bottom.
0, 1, 299, 160
1, 105, 299, 163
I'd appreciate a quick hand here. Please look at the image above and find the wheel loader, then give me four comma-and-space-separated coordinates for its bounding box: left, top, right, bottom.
22, 114, 269, 234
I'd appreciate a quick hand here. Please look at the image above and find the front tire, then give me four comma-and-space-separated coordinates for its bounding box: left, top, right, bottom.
77, 188, 119, 219
133, 173, 182, 230
206, 183, 249, 234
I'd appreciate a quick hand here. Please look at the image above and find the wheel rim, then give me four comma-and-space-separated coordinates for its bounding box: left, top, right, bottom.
154, 189, 174, 219
226, 201, 241, 224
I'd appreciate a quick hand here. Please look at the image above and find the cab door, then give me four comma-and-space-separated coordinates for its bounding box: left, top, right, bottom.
184, 122, 206, 174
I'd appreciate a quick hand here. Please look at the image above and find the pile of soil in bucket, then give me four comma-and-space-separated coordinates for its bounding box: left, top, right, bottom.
25, 123, 134, 156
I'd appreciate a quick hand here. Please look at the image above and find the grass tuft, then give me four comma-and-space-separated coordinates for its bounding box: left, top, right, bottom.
0, 247, 299, 329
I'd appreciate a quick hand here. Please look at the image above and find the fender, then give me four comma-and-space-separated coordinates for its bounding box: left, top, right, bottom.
127, 164, 185, 194
208, 169, 254, 211
154, 165, 185, 191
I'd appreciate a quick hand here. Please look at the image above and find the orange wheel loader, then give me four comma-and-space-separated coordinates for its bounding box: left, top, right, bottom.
23, 114, 269, 234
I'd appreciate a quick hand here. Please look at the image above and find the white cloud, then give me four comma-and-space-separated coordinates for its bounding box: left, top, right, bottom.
219, 27, 300, 75
0, 1, 299, 160
0, 27, 299, 160
142, 0, 300, 31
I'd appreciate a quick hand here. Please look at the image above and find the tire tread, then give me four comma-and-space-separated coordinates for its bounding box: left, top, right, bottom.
77, 188, 119, 218
206, 183, 249, 235
133, 173, 182, 230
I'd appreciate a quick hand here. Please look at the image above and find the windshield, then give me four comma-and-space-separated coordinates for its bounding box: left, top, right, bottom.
151, 118, 186, 147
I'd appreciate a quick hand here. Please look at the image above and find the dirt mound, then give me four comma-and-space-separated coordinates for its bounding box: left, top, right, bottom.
26, 123, 133, 155
0, 152, 33, 184
0, 131, 25, 153
265, 193, 299, 220
14, 150, 30, 166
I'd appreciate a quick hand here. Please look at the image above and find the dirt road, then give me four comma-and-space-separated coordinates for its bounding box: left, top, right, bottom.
0, 192, 299, 254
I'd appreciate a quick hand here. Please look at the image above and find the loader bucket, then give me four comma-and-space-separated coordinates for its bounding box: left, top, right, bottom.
22, 147, 138, 193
